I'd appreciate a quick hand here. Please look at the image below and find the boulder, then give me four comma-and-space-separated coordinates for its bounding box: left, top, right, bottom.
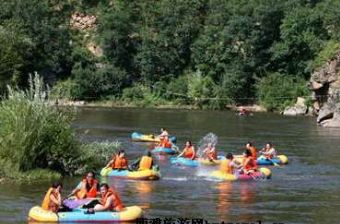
283, 106, 307, 116
309, 51, 340, 127
283, 97, 308, 116
317, 104, 334, 123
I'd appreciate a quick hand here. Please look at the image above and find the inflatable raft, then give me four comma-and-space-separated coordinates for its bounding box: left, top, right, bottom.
198, 156, 226, 166
211, 167, 271, 181
152, 146, 177, 155
256, 155, 288, 165
170, 157, 198, 167
235, 155, 288, 165
100, 167, 160, 180
131, 132, 177, 143
28, 205, 142, 222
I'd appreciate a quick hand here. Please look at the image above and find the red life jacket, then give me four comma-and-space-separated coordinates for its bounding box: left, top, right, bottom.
102, 188, 124, 211
243, 157, 257, 171
76, 179, 98, 199
184, 146, 195, 159
111, 156, 128, 169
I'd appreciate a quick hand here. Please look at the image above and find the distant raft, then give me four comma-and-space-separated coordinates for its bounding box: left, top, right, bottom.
210, 167, 272, 181
28, 206, 143, 222
131, 132, 177, 143
100, 167, 161, 180
152, 146, 177, 155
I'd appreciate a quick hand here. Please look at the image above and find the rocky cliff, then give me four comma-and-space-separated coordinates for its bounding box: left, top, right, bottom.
309, 52, 340, 127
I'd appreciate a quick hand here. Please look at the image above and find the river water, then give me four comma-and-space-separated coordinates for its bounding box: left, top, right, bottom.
1, 108, 340, 224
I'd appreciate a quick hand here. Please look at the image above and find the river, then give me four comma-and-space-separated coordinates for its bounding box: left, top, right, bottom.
1, 108, 340, 224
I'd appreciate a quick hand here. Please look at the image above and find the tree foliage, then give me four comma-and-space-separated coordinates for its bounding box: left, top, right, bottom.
1, 0, 340, 110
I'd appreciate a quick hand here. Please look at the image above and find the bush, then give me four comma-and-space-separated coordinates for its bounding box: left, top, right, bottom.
50, 79, 78, 100
121, 84, 167, 107
166, 76, 189, 104
256, 73, 308, 111
0, 73, 123, 181
0, 73, 82, 176
187, 70, 218, 109
77, 141, 121, 174
71, 63, 127, 100
121, 85, 147, 102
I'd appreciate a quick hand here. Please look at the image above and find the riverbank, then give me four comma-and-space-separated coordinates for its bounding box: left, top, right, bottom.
55, 99, 268, 112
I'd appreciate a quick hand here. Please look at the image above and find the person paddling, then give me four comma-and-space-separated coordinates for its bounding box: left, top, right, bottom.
177, 141, 196, 160
69, 172, 99, 199
129, 151, 155, 171
105, 150, 129, 170
241, 149, 258, 175
86, 183, 124, 213
203, 143, 217, 161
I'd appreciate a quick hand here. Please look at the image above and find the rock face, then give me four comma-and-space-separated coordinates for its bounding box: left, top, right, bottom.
70, 12, 103, 58
70, 12, 97, 30
309, 52, 340, 127
283, 97, 308, 116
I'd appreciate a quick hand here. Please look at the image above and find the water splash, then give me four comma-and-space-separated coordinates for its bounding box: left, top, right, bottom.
197, 132, 218, 157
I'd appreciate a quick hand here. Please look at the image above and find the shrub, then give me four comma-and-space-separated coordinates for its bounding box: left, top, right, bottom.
0, 73, 123, 182
0, 73, 82, 176
256, 73, 308, 111
187, 70, 218, 109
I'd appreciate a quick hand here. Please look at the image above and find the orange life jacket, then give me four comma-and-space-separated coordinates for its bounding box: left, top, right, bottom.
249, 146, 257, 160
159, 139, 172, 148
138, 156, 153, 171
243, 157, 257, 171
41, 188, 60, 212
220, 159, 233, 174
111, 156, 128, 169
102, 188, 124, 211
76, 179, 98, 199
184, 146, 195, 159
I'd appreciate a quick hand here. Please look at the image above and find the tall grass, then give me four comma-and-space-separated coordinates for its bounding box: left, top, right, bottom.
0, 73, 120, 182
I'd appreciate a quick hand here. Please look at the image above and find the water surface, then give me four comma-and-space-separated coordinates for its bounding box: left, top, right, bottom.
1, 108, 340, 224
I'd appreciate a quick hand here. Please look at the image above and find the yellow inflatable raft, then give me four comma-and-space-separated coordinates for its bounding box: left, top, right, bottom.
28, 205, 143, 222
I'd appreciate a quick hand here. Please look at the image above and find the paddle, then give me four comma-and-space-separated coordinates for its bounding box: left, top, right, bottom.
171, 144, 180, 153
137, 204, 150, 209
269, 159, 280, 167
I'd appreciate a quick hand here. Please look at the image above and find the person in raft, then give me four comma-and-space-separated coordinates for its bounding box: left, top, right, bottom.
129, 151, 156, 171
259, 142, 277, 160
86, 183, 124, 213
246, 142, 257, 160
69, 171, 99, 199
41, 182, 71, 212
159, 128, 169, 138
105, 150, 129, 170
240, 149, 258, 175
158, 135, 172, 148
202, 142, 217, 161
219, 153, 241, 175
177, 141, 196, 160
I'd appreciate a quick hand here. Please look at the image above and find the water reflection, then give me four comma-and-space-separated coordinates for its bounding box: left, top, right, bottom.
216, 182, 232, 221
239, 182, 257, 222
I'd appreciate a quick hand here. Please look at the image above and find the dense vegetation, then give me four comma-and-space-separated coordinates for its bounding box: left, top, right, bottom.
1, 0, 340, 110
0, 74, 120, 181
